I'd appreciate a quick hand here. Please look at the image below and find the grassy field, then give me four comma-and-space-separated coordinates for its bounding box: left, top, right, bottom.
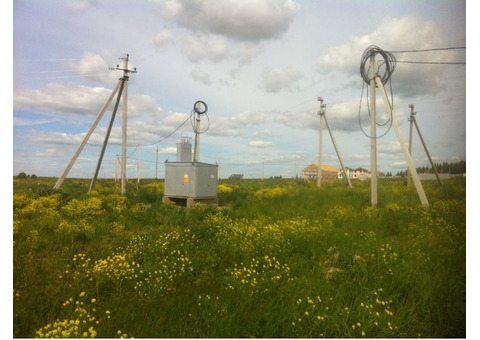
13, 177, 466, 338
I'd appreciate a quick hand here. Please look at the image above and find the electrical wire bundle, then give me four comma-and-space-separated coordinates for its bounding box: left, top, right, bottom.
190, 100, 210, 134
127, 100, 210, 159
360, 45, 397, 85
358, 45, 396, 138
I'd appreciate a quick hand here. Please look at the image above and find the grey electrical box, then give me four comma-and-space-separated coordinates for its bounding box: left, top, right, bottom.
176, 137, 192, 162
162, 104, 218, 208
164, 161, 218, 199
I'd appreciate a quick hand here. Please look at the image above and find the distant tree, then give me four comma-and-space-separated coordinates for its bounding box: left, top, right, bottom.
396, 160, 466, 177
31, 174, 37, 179
17, 172, 27, 179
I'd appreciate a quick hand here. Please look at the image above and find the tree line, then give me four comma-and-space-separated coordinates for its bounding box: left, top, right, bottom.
394, 160, 466, 177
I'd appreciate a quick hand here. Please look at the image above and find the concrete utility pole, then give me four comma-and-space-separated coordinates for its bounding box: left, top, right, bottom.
89, 79, 126, 192
120, 54, 135, 195
360, 46, 429, 207
317, 97, 352, 188
155, 146, 159, 180
53, 81, 122, 190
115, 153, 120, 182
407, 105, 415, 185
137, 145, 142, 185
369, 56, 378, 205
194, 113, 201, 162
193, 100, 207, 163
317, 97, 326, 188
375, 78, 429, 207
53, 54, 136, 194
408, 104, 442, 185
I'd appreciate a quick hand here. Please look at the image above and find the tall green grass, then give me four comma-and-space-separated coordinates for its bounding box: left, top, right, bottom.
13, 177, 466, 337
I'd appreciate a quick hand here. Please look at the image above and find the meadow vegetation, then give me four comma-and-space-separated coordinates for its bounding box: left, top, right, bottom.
13, 177, 466, 337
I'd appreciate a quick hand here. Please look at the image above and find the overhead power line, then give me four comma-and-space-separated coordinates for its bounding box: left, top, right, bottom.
396, 60, 465, 65
126, 110, 195, 159
389, 47, 466, 53
145, 110, 194, 147
388, 46, 466, 65
18, 58, 84, 62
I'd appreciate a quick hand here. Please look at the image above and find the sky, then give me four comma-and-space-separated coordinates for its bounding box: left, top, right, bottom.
12, 0, 467, 180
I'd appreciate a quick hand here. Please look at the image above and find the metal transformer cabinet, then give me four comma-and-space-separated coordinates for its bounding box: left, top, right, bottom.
163, 161, 218, 208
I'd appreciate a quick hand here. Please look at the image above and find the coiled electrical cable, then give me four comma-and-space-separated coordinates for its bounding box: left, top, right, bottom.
358, 45, 396, 138
190, 100, 210, 134
360, 45, 397, 85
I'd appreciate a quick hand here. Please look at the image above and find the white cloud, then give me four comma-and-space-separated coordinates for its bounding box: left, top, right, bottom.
254, 129, 272, 138
274, 99, 363, 132
317, 15, 462, 97
182, 35, 228, 62
158, 146, 177, 155
208, 111, 267, 136
13, 117, 61, 126
154, 29, 176, 47
127, 94, 164, 118
63, 52, 119, 84
249, 140, 273, 148
261, 66, 304, 93
64, 0, 98, 12
190, 69, 212, 85
152, 0, 300, 41
13, 83, 113, 117
13, 83, 162, 119
162, 112, 191, 126
378, 141, 401, 155
237, 43, 263, 65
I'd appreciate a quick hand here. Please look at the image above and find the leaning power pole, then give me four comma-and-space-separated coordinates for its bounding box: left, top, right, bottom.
53, 54, 136, 194
407, 104, 442, 185
360, 46, 428, 207
374, 75, 429, 207
317, 97, 352, 188
317, 97, 325, 188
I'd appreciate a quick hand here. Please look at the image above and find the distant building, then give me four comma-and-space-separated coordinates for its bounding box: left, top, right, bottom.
353, 168, 370, 180
302, 163, 339, 182
338, 167, 355, 179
